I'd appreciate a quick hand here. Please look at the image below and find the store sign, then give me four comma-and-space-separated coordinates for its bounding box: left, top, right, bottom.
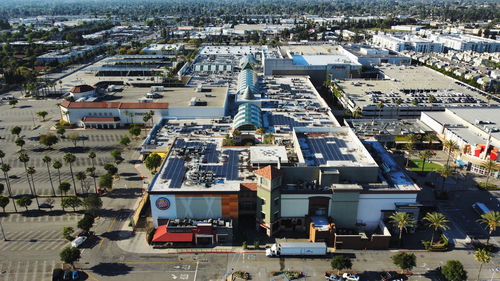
156, 197, 170, 210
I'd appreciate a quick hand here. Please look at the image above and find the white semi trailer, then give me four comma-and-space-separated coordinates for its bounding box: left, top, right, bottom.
265, 242, 327, 257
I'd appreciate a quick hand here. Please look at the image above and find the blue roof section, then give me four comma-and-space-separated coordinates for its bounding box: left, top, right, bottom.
292, 55, 309, 66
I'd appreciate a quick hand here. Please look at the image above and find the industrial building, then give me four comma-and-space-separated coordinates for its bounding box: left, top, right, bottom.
420, 108, 500, 176
372, 34, 444, 53
429, 33, 500, 53
335, 65, 498, 119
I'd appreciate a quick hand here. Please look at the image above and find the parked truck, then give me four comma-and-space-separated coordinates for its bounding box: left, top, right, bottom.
265, 242, 327, 257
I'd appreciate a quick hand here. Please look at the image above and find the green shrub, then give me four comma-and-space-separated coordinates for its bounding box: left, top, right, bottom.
477, 182, 498, 191
254, 241, 259, 249
242, 241, 247, 250
422, 234, 449, 251
147, 228, 156, 245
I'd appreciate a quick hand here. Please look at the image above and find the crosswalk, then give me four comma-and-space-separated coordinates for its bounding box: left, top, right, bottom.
0, 260, 60, 281
1, 213, 83, 223
0, 229, 71, 252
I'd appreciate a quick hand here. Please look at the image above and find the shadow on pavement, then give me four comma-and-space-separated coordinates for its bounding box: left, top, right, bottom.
101, 230, 134, 241
89, 263, 133, 276
107, 188, 142, 199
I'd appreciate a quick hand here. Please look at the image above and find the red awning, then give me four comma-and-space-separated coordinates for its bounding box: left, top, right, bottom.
152, 226, 193, 243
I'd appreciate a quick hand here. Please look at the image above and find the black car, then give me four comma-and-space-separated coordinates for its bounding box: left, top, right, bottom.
380, 271, 405, 281
52, 269, 64, 281
63, 270, 72, 281
39, 203, 53, 209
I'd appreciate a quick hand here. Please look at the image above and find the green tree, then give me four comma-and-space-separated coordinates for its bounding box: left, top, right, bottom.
423, 212, 449, 245
56, 127, 66, 138
62, 226, 74, 241
75, 171, 87, 194
438, 165, 453, 192
103, 163, 118, 176
424, 132, 438, 149
16, 196, 32, 211
418, 150, 434, 172
1, 164, 16, 212
110, 149, 121, 163
26, 166, 40, 208
39, 133, 59, 149
37, 110, 48, 121
63, 153, 77, 195
405, 142, 415, 168
474, 248, 491, 281
86, 166, 97, 194
83, 195, 102, 216
8, 99, 18, 107
145, 153, 162, 174
77, 214, 95, 231
120, 136, 131, 147
88, 151, 96, 168
377, 101, 384, 119
53, 160, 62, 185
255, 128, 266, 141
443, 139, 457, 165
99, 173, 113, 191
389, 211, 415, 247
59, 247, 81, 268
330, 255, 352, 275
129, 125, 141, 139
68, 132, 80, 148
61, 196, 82, 212
392, 252, 416, 273
481, 160, 499, 186
58, 181, 71, 196
441, 260, 467, 281
15, 137, 25, 151
42, 156, 56, 196
477, 211, 500, 245
0, 195, 9, 212
18, 153, 35, 200
11, 126, 21, 137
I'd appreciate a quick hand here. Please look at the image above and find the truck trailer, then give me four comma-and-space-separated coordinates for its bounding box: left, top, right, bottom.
265, 242, 327, 257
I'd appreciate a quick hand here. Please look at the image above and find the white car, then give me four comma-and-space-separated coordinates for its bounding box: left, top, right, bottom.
71, 236, 87, 248
342, 273, 360, 281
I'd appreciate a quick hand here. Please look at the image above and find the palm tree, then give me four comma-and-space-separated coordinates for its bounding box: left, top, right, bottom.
406, 134, 417, 146
474, 248, 491, 281
438, 165, 453, 192
443, 139, 457, 165
63, 153, 77, 195
42, 156, 56, 196
395, 98, 402, 118
352, 108, 362, 119
75, 171, 87, 195
405, 142, 415, 168
389, 211, 415, 247
424, 133, 438, 149
477, 211, 500, 245
377, 101, 384, 119
86, 166, 98, 194
487, 94, 492, 106
18, 153, 35, 198
88, 151, 96, 169
1, 164, 16, 212
481, 160, 499, 186
52, 160, 63, 185
418, 150, 434, 172
423, 212, 449, 245
26, 166, 40, 209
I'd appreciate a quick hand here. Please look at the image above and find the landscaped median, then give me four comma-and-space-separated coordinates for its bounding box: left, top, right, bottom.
270, 270, 303, 280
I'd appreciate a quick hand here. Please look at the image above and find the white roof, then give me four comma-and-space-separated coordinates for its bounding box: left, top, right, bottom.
250, 146, 289, 164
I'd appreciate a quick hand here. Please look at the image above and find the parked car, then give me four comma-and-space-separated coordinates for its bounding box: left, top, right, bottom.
70, 236, 87, 248
39, 203, 53, 209
72, 270, 79, 280
77, 230, 93, 237
380, 271, 405, 281
342, 273, 360, 281
62, 270, 72, 281
52, 268, 64, 281
325, 272, 344, 280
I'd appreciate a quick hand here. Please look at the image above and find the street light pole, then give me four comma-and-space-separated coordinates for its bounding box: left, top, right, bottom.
490, 267, 500, 281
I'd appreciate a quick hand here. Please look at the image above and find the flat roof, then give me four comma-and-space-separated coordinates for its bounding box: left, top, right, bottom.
338, 65, 498, 109
281, 44, 342, 55
295, 127, 377, 167
346, 119, 433, 136
293, 54, 354, 66
149, 137, 245, 193
250, 146, 289, 164
107, 86, 228, 108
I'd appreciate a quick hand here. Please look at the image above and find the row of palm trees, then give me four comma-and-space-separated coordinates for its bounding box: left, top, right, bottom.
0, 148, 101, 212
390, 210, 500, 247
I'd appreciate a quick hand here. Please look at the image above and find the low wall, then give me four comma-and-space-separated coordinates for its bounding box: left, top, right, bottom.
335, 221, 391, 250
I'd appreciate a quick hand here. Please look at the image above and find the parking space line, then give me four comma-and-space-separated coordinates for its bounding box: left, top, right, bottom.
14, 261, 20, 281
5, 261, 12, 281
30, 261, 38, 281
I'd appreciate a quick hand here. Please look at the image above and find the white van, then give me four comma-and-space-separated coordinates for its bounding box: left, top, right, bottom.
472, 202, 490, 216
